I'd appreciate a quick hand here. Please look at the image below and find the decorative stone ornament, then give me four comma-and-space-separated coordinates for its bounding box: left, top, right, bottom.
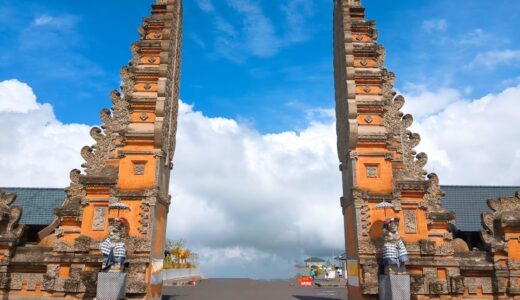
0, 189, 25, 242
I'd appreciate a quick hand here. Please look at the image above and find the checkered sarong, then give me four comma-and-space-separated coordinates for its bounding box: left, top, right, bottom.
100, 239, 126, 257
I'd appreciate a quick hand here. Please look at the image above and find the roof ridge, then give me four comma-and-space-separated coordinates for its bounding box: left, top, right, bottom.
2, 187, 65, 190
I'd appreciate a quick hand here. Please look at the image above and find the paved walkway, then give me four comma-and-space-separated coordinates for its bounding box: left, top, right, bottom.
163, 279, 347, 300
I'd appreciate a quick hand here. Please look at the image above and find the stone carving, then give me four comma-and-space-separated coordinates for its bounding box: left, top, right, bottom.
450, 276, 465, 294
481, 190, 520, 252
410, 275, 425, 294
366, 165, 378, 178
81, 90, 130, 176
419, 239, 436, 255
79, 271, 98, 295
391, 189, 402, 211
404, 210, 417, 233
100, 218, 128, 273
381, 70, 396, 101
159, 4, 182, 166
0, 189, 25, 241
383, 95, 405, 135
0, 273, 10, 289
423, 173, 447, 213
358, 239, 377, 255
465, 277, 493, 294
429, 281, 446, 294
382, 218, 408, 274
133, 162, 146, 175
74, 235, 92, 253
126, 263, 148, 293
120, 66, 134, 97
92, 207, 107, 231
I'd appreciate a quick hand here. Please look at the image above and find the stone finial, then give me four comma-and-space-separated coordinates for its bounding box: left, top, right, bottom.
0, 189, 25, 242
481, 190, 520, 252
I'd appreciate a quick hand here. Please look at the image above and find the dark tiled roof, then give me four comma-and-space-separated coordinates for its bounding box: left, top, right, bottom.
2, 188, 65, 225
441, 185, 520, 232
305, 257, 325, 263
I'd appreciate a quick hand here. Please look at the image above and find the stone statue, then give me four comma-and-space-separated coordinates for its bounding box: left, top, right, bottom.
100, 217, 128, 272
382, 218, 408, 275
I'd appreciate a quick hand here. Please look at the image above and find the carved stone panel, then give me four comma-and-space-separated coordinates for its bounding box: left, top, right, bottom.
404, 210, 417, 233
92, 207, 107, 231
366, 165, 379, 178
449, 276, 465, 294
133, 161, 146, 175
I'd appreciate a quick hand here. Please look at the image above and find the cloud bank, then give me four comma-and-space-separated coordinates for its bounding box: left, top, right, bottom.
1, 79, 520, 278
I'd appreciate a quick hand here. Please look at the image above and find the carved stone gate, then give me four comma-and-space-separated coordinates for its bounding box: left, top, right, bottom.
334, 0, 520, 299
0, 0, 181, 299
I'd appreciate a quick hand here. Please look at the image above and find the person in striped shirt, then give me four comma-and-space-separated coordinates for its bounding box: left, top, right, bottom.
382, 218, 408, 275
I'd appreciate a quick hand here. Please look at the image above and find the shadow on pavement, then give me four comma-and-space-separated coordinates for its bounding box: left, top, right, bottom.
292, 296, 343, 300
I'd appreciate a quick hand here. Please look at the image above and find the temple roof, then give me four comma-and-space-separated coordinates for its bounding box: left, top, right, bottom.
441, 185, 520, 232
2, 187, 65, 225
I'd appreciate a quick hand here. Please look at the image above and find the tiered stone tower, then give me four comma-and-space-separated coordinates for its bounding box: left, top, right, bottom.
0, 0, 181, 299
334, 0, 520, 299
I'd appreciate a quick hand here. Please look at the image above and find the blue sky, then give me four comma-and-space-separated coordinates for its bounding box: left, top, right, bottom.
1, 0, 518, 133
1, 0, 520, 279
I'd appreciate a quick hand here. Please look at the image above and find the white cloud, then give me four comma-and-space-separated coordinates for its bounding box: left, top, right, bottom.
168, 101, 342, 278
196, 0, 215, 12
0, 80, 40, 113
225, 0, 281, 57
407, 84, 520, 185
31, 14, 77, 29
201, 0, 316, 62
467, 49, 520, 69
421, 19, 448, 32
34, 15, 54, 26
281, 0, 314, 43
214, 16, 237, 37
458, 28, 493, 46
0, 79, 91, 187
399, 84, 463, 120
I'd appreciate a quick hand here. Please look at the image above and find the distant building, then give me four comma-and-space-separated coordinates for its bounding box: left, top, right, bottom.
304, 257, 326, 268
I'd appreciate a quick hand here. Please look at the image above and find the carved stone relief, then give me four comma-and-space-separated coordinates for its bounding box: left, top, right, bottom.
481, 190, 520, 252
0, 189, 25, 241
92, 207, 107, 231
404, 210, 417, 233
133, 162, 146, 176
366, 165, 378, 178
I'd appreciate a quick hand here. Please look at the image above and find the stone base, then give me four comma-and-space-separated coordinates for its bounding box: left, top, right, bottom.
96, 272, 127, 300
378, 274, 410, 300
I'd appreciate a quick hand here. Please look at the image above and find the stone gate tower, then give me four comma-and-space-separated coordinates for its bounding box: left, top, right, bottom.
0, 0, 182, 299
334, 0, 520, 299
